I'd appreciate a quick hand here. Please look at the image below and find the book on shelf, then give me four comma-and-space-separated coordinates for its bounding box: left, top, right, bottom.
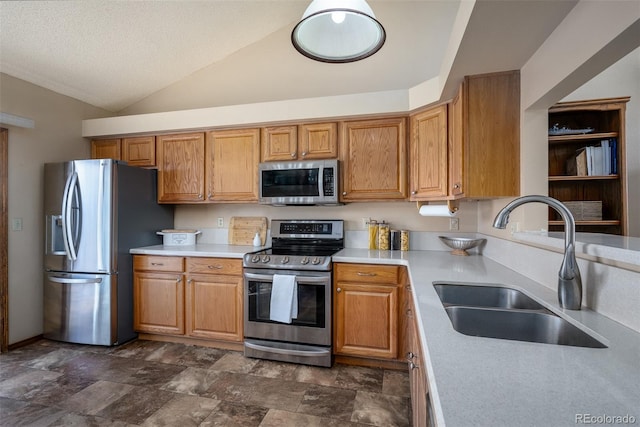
565, 139, 617, 177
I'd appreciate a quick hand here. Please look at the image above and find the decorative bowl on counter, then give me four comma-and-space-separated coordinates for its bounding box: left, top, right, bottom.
438, 236, 486, 256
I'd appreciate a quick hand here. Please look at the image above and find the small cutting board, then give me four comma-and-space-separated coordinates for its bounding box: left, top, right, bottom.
228, 216, 268, 245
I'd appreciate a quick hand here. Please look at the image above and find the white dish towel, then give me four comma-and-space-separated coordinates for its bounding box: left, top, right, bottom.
269, 274, 298, 324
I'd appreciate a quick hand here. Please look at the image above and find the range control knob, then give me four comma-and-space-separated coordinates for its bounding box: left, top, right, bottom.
251, 255, 260, 263
280, 256, 290, 264
311, 257, 322, 265
300, 257, 309, 265
261, 255, 271, 263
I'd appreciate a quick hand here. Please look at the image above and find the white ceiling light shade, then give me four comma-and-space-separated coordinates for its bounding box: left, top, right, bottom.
291, 0, 386, 63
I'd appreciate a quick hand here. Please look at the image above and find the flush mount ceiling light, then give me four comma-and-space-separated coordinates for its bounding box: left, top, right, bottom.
291, 0, 386, 63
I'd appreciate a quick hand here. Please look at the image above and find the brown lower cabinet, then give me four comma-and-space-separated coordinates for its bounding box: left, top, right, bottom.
405, 286, 431, 427
133, 255, 243, 343
333, 263, 406, 361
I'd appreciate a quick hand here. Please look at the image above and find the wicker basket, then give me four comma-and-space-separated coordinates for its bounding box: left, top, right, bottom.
563, 201, 602, 221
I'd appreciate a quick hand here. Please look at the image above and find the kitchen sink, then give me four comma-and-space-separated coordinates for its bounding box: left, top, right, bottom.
434, 283, 546, 310
444, 306, 607, 348
433, 283, 607, 348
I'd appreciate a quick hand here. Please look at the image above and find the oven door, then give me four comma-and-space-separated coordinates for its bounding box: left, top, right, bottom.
244, 269, 331, 347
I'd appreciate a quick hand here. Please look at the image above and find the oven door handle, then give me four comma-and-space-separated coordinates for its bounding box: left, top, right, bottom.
244, 341, 331, 357
244, 272, 329, 284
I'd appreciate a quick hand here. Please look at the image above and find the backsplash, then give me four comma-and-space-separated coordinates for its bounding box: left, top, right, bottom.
482, 234, 640, 334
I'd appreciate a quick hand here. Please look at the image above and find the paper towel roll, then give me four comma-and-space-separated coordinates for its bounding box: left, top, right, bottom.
419, 204, 457, 217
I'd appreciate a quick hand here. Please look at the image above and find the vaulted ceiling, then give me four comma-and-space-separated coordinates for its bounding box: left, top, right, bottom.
0, 1, 578, 114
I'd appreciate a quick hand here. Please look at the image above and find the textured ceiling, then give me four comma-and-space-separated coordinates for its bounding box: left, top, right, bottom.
0, 1, 579, 114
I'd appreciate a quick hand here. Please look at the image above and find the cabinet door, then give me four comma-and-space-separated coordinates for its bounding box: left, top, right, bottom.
406, 290, 429, 427
206, 128, 260, 201
334, 282, 399, 359
410, 105, 448, 200
91, 139, 121, 160
299, 122, 338, 160
341, 118, 407, 201
133, 271, 184, 335
261, 126, 298, 161
122, 136, 156, 167
464, 71, 520, 197
449, 85, 464, 197
157, 132, 205, 203
185, 274, 243, 341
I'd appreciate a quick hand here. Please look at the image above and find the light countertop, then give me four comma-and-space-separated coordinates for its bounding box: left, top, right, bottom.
131, 244, 640, 426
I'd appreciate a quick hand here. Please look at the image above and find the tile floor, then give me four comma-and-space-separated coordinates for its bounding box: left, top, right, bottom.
0, 339, 411, 426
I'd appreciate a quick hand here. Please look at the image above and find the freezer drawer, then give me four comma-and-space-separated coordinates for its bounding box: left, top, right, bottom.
44, 272, 116, 345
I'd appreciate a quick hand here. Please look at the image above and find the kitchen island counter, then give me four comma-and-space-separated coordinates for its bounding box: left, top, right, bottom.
333, 249, 640, 427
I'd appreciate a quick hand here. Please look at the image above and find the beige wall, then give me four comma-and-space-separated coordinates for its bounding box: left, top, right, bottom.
0, 73, 110, 344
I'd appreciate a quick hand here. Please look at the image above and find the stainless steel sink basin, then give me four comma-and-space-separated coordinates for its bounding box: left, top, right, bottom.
433, 282, 607, 348
445, 306, 607, 348
434, 283, 546, 310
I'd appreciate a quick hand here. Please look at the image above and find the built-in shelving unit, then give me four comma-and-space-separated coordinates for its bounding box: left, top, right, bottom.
548, 97, 629, 235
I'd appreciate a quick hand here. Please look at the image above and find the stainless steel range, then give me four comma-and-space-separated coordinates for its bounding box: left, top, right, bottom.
243, 219, 344, 367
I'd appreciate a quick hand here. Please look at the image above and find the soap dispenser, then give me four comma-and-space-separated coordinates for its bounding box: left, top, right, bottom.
252, 232, 261, 247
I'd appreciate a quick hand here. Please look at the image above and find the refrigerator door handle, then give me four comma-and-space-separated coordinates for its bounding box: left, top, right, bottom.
62, 171, 78, 261
48, 275, 103, 285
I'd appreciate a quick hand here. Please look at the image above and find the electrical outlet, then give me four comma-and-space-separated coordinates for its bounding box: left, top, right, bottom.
510, 222, 520, 235
361, 217, 370, 229
217, 217, 224, 228
449, 217, 459, 231
11, 217, 23, 231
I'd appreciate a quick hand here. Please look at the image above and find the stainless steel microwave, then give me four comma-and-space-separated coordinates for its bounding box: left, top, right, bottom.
259, 159, 340, 206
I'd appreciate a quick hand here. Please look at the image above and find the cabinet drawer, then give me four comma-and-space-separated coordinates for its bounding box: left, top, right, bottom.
335, 263, 401, 284
186, 257, 242, 276
134, 255, 184, 272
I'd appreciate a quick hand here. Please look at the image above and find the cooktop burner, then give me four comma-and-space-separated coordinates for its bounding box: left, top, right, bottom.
243, 219, 344, 271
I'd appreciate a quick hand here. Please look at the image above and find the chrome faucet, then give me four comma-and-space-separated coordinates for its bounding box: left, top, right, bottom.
493, 195, 582, 310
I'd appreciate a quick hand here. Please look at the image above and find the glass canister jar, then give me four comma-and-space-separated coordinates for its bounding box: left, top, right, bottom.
378, 222, 390, 250
401, 230, 410, 251
367, 220, 378, 250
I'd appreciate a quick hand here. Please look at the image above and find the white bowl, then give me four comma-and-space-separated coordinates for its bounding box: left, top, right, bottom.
438, 236, 486, 256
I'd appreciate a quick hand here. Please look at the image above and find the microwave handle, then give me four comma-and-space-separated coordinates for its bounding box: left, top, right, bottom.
318, 165, 325, 197
244, 272, 328, 284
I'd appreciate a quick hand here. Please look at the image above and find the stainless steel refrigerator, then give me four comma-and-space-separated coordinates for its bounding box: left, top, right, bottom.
43, 159, 173, 346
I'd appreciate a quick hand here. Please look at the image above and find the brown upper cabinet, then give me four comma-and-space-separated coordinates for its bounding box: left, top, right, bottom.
410, 105, 448, 199
156, 129, 260, 204
91, 138, 121, 160
261, 122, 338, 161
91, 136, 157, 168
206, 128, 260, 202
340, 117, 407, 201
122, 136, 156, 167
410, 70, 520, 201
157, 132, 206, 203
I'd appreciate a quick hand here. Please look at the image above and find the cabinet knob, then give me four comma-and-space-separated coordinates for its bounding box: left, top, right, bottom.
409, 361, 419, 370
176, 277, 182, 283
336, 288, 342, 293
301, 152, 307, 157
208, 192, 213, 199
198, 194, 203, 199
187, 278, 192, 284
411, 191, 417, 195
406, 351, 416, 361
342, 191, 347, 196
291, 152, 296, 158
453, 184, 460, 189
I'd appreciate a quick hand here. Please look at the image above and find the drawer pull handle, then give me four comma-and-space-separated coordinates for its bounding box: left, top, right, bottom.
356, 272, 377, 277
208, 265, 223, 270
151, 262, 164, 266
